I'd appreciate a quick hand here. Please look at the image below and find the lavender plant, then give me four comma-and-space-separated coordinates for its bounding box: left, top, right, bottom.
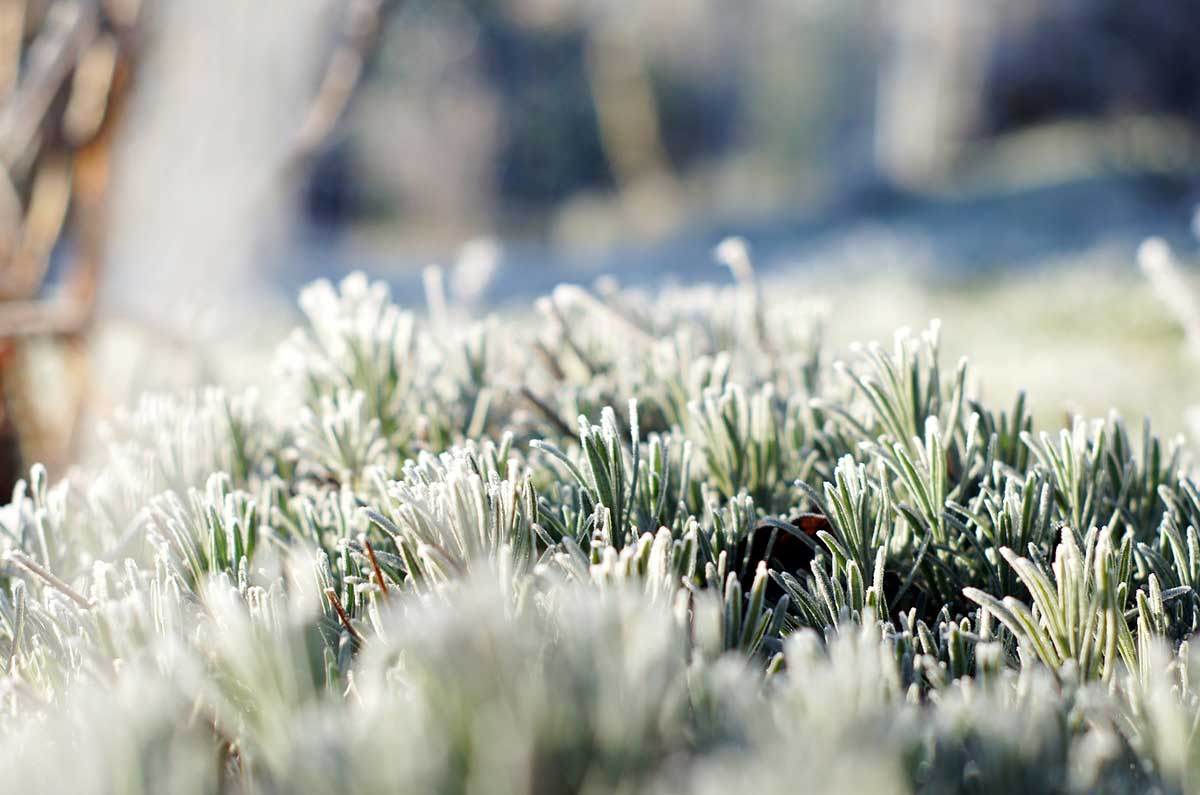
1, 256, 1199, 793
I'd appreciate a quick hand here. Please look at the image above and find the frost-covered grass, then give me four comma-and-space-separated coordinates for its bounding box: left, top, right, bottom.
4, 256, 1200, 793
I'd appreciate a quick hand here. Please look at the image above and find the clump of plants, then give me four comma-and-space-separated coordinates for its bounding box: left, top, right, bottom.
2, 259, 1199, 794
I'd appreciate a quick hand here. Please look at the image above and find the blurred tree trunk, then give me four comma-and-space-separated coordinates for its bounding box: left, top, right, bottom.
874, 0, 995, 189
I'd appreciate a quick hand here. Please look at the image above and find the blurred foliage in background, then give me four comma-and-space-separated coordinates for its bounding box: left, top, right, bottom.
330, 0, 1200, 244
6, 0, 1200, 481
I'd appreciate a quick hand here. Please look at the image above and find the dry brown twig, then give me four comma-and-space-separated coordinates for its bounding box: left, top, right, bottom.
324, 587, 365, 644
361, 535, 389, 598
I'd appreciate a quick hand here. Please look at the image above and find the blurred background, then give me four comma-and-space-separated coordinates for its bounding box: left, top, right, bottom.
5, 0, 1200, 482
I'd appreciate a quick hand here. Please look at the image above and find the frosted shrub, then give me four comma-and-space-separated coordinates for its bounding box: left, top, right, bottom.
2, 259, 1200, 792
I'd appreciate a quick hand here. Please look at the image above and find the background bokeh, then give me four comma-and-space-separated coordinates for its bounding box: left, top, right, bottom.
8, 0, 1200, 474
107, 0, 1200, 302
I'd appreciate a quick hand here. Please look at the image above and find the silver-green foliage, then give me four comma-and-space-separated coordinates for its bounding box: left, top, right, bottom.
3, 263, 1200, 793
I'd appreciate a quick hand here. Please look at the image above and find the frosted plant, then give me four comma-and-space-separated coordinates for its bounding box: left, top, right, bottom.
96, 388, 266, 511
963, 527, 1186, 681
2, 266, 1200, 792
364, 440, 538, 588
277, 273, 421, 458
0, 659, 219, 794
1140, 237, 1200, 360
689, 382, 786, 507
143, 472, 264, 588
289, 389, 393, 486
1139, 236, 1200, 451
533, 403, 643, 549
1115, 638, 1200, 788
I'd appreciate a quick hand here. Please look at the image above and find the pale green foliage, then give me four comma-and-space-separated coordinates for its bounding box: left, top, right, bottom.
365, 439, 538, 587
965, 528, 1140, 680
3, 261, 1200, 793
